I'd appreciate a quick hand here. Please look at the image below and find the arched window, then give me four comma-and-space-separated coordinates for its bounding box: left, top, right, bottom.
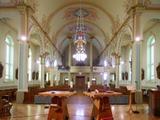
28, 48, 32, 81
147, 36, 155, 80
128, 49, 132, 81
5, 35, 14, 80
38, 57, 41, 81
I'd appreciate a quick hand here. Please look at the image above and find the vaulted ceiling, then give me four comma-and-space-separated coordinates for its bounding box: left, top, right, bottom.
35, 0, 126, 53
0, 0, 160, 56
0, 0, 126, 53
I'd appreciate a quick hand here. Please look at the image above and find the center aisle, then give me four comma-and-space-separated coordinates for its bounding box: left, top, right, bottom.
67, 92, 93, 120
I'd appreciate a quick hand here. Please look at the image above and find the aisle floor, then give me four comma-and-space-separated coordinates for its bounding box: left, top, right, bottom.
1, 93, 160, 120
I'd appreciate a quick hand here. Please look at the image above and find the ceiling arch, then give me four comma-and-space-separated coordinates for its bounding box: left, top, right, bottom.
40, 2, 115, 56
43, 1, 114, 47
34, 0, 123, 56
45, 1, 115, 29
54, 20, 107, 53
57, 35, 103, 54
54, 20, 107, 42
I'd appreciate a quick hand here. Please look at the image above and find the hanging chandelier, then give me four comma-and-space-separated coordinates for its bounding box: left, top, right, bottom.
72, 1, 87, 62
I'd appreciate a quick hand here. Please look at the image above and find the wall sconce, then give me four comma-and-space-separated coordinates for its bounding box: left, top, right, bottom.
21, 35, 27, 41
135, 36, 141, 41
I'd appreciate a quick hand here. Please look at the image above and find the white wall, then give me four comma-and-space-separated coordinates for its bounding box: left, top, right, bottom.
28, 43, 41, 85
0, 23, 41, 89
0, 22, 18, 88
141, 23, 160, 88
119, 45, 132, 83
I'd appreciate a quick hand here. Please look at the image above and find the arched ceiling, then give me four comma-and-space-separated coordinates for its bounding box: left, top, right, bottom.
0, 0, 160, 56
55, 21, 106, 53
35, 0, 126, 54
0, 0, 125, 55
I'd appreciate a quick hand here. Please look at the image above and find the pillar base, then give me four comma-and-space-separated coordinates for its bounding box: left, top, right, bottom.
135, 90, 143, 104
16, 91, 24, 103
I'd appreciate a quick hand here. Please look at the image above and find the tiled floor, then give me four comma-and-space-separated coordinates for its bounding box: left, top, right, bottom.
1, 93, 160, 120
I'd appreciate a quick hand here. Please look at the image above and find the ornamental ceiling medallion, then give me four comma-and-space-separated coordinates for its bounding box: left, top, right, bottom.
64, 7, 98, 20
64, 7, 97, 36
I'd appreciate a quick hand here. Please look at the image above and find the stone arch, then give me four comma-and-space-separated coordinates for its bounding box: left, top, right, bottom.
28, 24, 45, 54
115, 24, 133, 55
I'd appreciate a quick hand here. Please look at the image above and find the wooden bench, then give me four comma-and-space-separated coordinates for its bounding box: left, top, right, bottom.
0, 98, 12, 117
0, 89, 17, 102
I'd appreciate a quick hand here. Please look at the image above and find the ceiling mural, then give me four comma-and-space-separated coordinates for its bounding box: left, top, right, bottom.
68, 23, 93, 33
64, 7, 98, 20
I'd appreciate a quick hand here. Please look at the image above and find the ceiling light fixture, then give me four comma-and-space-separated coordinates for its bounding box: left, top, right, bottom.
72, 0, 87, 62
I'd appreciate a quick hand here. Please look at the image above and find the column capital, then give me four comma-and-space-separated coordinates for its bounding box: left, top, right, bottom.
112, 52, 120, 59
39, 52, 49, 65
18, 38, 29, 44
134, 40, 143, 45
17, 3, 34, 16
17, 4, 28, 15
112, 52, 120, 65
127, 1, 145, 16
40, 52, 49, 58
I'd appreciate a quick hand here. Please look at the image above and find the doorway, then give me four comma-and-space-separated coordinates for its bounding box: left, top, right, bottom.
75, 76, 85, 92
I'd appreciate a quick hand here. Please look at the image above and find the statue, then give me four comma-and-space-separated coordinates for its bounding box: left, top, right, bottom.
141, 68, 144, 80
36, 72, 39, 80
15, 68, 18, 79
0, 62, 4, 78
156, 63, 160, 79
32, 71, 36, 80
122, 72, 125, 80
124, 72, 128, 80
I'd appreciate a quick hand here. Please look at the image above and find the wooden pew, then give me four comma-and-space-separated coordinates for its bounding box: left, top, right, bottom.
0, 98, 12, 117
0, 89, 17, 102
